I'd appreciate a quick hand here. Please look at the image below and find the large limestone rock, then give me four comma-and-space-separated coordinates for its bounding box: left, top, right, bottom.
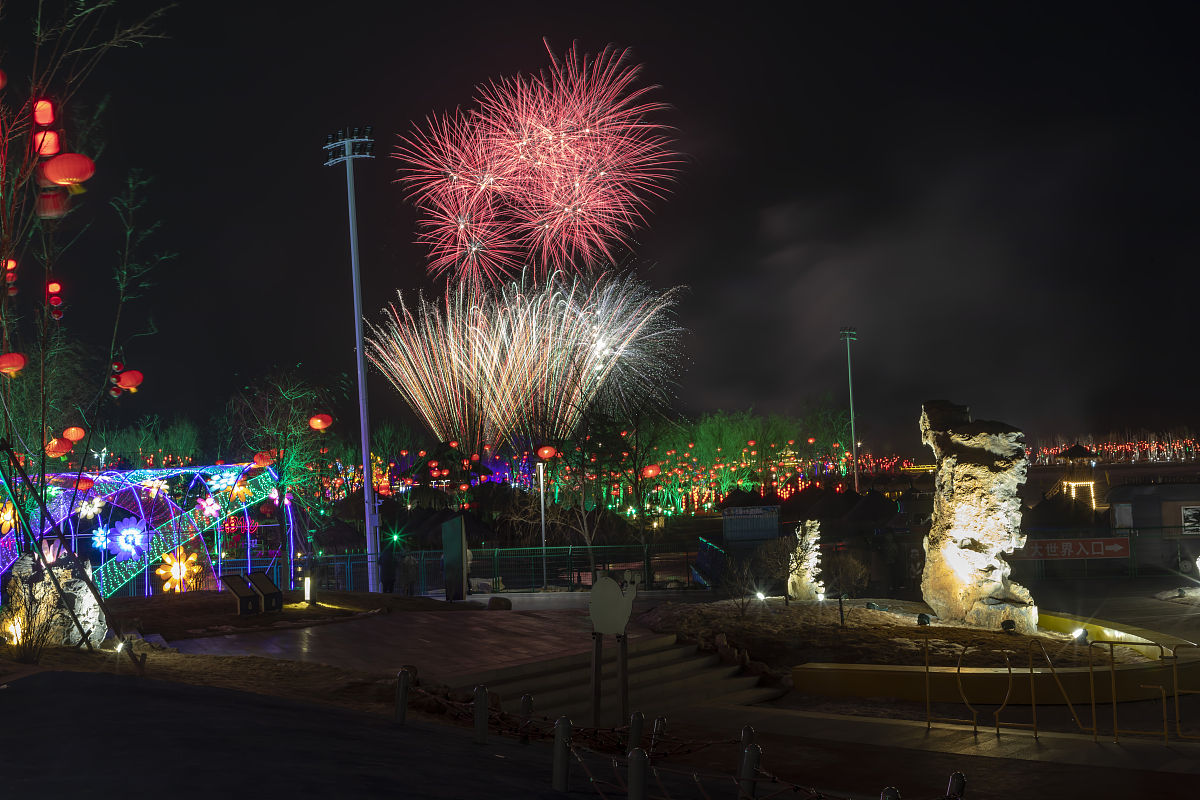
3, 546, 108, 648
919, 401, 1037, 633
787, 521, 824, 601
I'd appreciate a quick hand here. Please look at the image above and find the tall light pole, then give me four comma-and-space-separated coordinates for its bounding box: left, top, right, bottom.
536, 445, 556, 589
839, 327, 860, 494
323, 127, 381, 593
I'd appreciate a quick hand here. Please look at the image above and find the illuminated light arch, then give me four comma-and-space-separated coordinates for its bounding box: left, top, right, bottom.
0, 464, 289, 597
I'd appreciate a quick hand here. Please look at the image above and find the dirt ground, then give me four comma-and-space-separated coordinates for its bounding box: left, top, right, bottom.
637, 597, 1150, 670
105, 589, 484, 640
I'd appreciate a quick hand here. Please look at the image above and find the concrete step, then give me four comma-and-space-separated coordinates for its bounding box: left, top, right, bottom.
449, 632, 677, 691
501, 653, 733, 712
489, 644, 705, 703
557, 672, 766, 727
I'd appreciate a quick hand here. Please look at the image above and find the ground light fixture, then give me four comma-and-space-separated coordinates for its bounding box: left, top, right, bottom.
1000, 619, 1017, 634
755, 591, 765, 601
1072, 628, 1088, 644
917, 613, 931, 626
816, 590, 825, 602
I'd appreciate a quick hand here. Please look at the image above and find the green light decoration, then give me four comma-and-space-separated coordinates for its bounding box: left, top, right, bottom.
93, 466, 278, 597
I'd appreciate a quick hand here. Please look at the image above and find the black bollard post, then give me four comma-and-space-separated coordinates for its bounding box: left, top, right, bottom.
880, 788, 901, 800
627, 747, 648, 800
739, 723, 756, 774
946, 771, 966, 798
395, 669, 410, 725
473, 685, 488, 745
520, 694, 534, 745
552, 716, 571, 792
738, 742, 761, 798
838, 594, 846, 627
628, 711, 645, 752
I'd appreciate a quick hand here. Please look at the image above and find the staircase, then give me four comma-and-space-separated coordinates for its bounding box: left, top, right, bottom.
452, 634, 783, 728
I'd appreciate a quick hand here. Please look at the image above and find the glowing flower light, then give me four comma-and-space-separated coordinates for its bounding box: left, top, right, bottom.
108, 519, 148, 561
206, 472, 237, 493
156, 547, 200, 593
0, 501, 15, 535
40, 538, 66, 565
141, 479, 169, 499
76, 497, 106, 520
197, 496, 221, 518
90, 526, 110, 551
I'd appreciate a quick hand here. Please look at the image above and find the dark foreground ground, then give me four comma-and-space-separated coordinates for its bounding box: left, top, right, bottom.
4, 671, 1194, 799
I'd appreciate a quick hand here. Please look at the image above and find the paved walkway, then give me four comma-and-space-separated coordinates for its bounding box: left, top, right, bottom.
159, 580, 1200, 796
172, 606, 656, 686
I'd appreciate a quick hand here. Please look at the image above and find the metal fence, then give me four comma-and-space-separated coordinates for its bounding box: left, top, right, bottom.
99, 546, 699, 598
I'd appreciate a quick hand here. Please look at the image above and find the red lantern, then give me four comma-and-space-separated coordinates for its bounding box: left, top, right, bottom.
116, 370, 143, 391
448, 440, 459, 448
33, 99, 55, 126
42, 153, 95, 186
74, 477, 94, 492
0, 352, 27, 376
748, 440, 756, 447
536, 445, 556, 460
62, 426, 85, 442
470, 453, 480, 461
45, 438, 70, 457
417, 450, 426, 457
428, 460, 438, 468
400, 449, 408, 457
33, 129, 60, 156
807, 437, 816, 445
459, 483, 469, 492
440, 468, 449, 477
253, 451, 275, 467
35, 189, 68, 218
308, 413, 332, 431
642, 464, 661, 479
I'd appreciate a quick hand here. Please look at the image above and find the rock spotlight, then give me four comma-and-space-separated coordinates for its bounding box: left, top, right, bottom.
1001, 619, 1017, 634
1072, 628, 1088, 644
755, 592, 765, 601
917, 613, 931, 626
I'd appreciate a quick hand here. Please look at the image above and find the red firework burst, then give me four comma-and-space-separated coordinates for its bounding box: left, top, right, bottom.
398, 41, 675, 285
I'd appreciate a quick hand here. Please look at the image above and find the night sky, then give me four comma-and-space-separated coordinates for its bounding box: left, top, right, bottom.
21, 1, 1198, 456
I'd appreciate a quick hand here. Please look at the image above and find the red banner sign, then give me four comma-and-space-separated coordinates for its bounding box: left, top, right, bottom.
1011, 537, 1129, 560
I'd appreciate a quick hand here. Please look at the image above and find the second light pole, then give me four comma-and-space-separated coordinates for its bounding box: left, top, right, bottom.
536, 445, 556, 588
324, 127, 381, 593
839, 326, 860, 494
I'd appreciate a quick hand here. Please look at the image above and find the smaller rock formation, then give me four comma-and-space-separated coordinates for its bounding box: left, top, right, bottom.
2, 545, 107, 648
920, 401, 1037, 633
786, 521, 824, 601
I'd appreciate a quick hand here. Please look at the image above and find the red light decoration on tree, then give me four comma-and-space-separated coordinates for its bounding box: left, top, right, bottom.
807, 437, 816, 444
641, 464, 661, 479
308, 413, 333, 431
536, 445, 556, 460
0, 353, 27, 376
116, 370, 143, 391
33, 129, 61, 157
42, 153, 95, 186
33, 99, 56, 126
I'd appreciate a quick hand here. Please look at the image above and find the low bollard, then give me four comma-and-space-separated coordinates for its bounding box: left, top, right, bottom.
627, 747, 648, 800
880, 788, 901, 800
473, 685, 488, 745
649, 715, 667, 758
520, 694, 534, 745
738, 742, 761, 798
946, 771, 966, 798
738, 724, 756, 775
552, 716, 571, 792
395, 669, 410, 726
628, 711, 645, 752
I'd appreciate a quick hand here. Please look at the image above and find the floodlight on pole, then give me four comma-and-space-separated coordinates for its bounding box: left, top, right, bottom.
536, 445, 555, 589
839, 327, 860, 494
323, 126, 381, 593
